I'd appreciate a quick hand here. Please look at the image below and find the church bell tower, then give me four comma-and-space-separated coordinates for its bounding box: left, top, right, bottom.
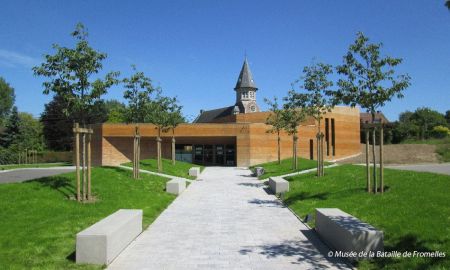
234, 58, 260, 113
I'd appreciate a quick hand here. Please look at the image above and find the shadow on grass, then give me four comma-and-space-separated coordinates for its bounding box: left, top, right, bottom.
29, 176, 75, 199
66, 251, 76, 262
284, 192, 330, 205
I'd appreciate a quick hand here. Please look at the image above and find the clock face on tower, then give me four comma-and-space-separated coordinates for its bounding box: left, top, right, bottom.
250, 105, 256, 112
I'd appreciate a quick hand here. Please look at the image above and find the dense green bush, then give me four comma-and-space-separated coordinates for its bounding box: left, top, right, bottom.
431, 125, 450, 139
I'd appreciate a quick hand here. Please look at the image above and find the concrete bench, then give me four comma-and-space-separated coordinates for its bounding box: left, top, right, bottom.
254, 167, 265, 177
166, 178, 186, 195
76, 209, 142, 265
315, 208, 383, 260
268, 177, 289, 194
189, 167, 201, 177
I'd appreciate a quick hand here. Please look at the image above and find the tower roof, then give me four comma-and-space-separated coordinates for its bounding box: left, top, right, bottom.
234, 58, 258, 90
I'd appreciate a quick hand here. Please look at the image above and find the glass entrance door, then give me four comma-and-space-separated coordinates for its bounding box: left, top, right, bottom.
204, 145, 214, 164
215, 145, 224, 165
225, 145, 235, 166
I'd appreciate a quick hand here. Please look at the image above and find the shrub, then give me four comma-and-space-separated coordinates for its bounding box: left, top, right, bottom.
431, 125, 450, 139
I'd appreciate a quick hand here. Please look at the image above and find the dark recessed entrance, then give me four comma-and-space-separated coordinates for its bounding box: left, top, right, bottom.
177, 143, 235, 166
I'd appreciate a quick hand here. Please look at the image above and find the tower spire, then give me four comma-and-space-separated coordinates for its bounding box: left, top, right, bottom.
234, 58, 257, 90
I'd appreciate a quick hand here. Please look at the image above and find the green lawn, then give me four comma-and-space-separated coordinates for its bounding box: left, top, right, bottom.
123, 158, 204, 180
283, 165, 450, 270
0, 162, 72, 170
250, 157, 322, 179
0, 167, 175, 269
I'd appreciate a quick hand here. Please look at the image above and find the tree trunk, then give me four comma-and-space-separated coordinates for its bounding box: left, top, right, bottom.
172, 136, 176, 165
277, 130, 281, 165
316, 133, 320, 177
293, 134, 298, 170
320, 133, 325, 177
82, 133, 87, 201
372, 128, 377, 194
365, 130, 370, 193
74, 123, 80, 201
157, 128, 162, 172
87, 130, 91, 201
380, 126, 384, 193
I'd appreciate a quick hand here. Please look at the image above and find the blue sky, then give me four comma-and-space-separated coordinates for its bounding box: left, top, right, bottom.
1, 0, 449, 121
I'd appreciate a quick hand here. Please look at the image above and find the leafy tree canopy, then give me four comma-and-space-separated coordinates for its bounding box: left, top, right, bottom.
0, 77, 15, 125
122, 65, 157, 123
292, 62, 334, 122
33, 23, 119, 125
264, 97, 286, 134
335, 32, 411, 122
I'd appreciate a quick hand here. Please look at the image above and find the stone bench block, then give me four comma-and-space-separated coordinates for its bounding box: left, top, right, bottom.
76, 209, 142, 265
166, 178, 186, 195
189, 167, 201, 177
268, 177, 289, 194
255, 167, 265, 177
315, 208, 384, 260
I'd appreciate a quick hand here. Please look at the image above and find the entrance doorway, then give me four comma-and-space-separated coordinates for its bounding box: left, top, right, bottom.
186, 144, 235, 166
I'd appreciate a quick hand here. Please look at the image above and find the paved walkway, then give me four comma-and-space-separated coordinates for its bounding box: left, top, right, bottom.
386, 163, 450, 175
0, 167, 76, 184
108, 167, 350, 270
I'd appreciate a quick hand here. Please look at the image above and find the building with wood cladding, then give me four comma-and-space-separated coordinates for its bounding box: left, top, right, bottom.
91, 59, 361, 167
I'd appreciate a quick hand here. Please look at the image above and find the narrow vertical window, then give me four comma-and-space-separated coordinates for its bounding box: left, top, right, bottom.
331, 118, 336, 156
325, 118, 330, 156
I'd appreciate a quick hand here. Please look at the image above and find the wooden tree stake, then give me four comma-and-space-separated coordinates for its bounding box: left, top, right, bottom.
380, 125, 384, 193
365, 130, 370, 193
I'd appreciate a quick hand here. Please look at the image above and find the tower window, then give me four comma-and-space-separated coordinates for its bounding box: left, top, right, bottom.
242, 91, 248, 99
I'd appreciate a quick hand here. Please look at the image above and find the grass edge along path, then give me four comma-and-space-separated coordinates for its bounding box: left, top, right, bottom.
283, 164, 450, 270
0, 162, 72, 171
250, 157, 322, 179
0, 166, 175, 269
123, 158, 204, 180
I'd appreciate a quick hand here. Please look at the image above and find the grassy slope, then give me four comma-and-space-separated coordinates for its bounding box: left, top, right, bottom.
250, 157, 321, 179
0, 162, 72, 170
284, 165, 450, 270
0, 167, 175, 269
400, 138, 450, 162
123, 158, 204, 180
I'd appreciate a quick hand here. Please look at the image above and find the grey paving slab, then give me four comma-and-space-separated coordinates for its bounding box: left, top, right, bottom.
108, 167, 351, 270
386, 163, 450, 175
0, 167, 76, 184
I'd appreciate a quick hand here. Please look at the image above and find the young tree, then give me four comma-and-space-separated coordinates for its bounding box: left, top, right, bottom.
164, 101, 184, 165
122, 65, 157, 123
264, 97, 285, 165
33, 23, 119, 201
292, 62, 334, 177
33, 23, 119, 125
16, 112, 44, 151
0, 77, 15, 126
282, 90, 308, 170
335, 32, 411, 193
145, 93, 177, 172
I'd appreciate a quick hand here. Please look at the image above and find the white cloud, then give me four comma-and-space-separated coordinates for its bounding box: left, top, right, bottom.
0, 49, 40, 68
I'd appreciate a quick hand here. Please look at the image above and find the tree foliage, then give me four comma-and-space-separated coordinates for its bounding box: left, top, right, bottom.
122, 65, 157, 123
410, 107, 447, 140
294, 62, 334, 121
335, 32, 411, 122
264, 97, 285, 164
0, 106, 20, 148
40, 95, 108, 151
33, 23, 119, 125
104, 100, 126, 123
0, 77, 15, 125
